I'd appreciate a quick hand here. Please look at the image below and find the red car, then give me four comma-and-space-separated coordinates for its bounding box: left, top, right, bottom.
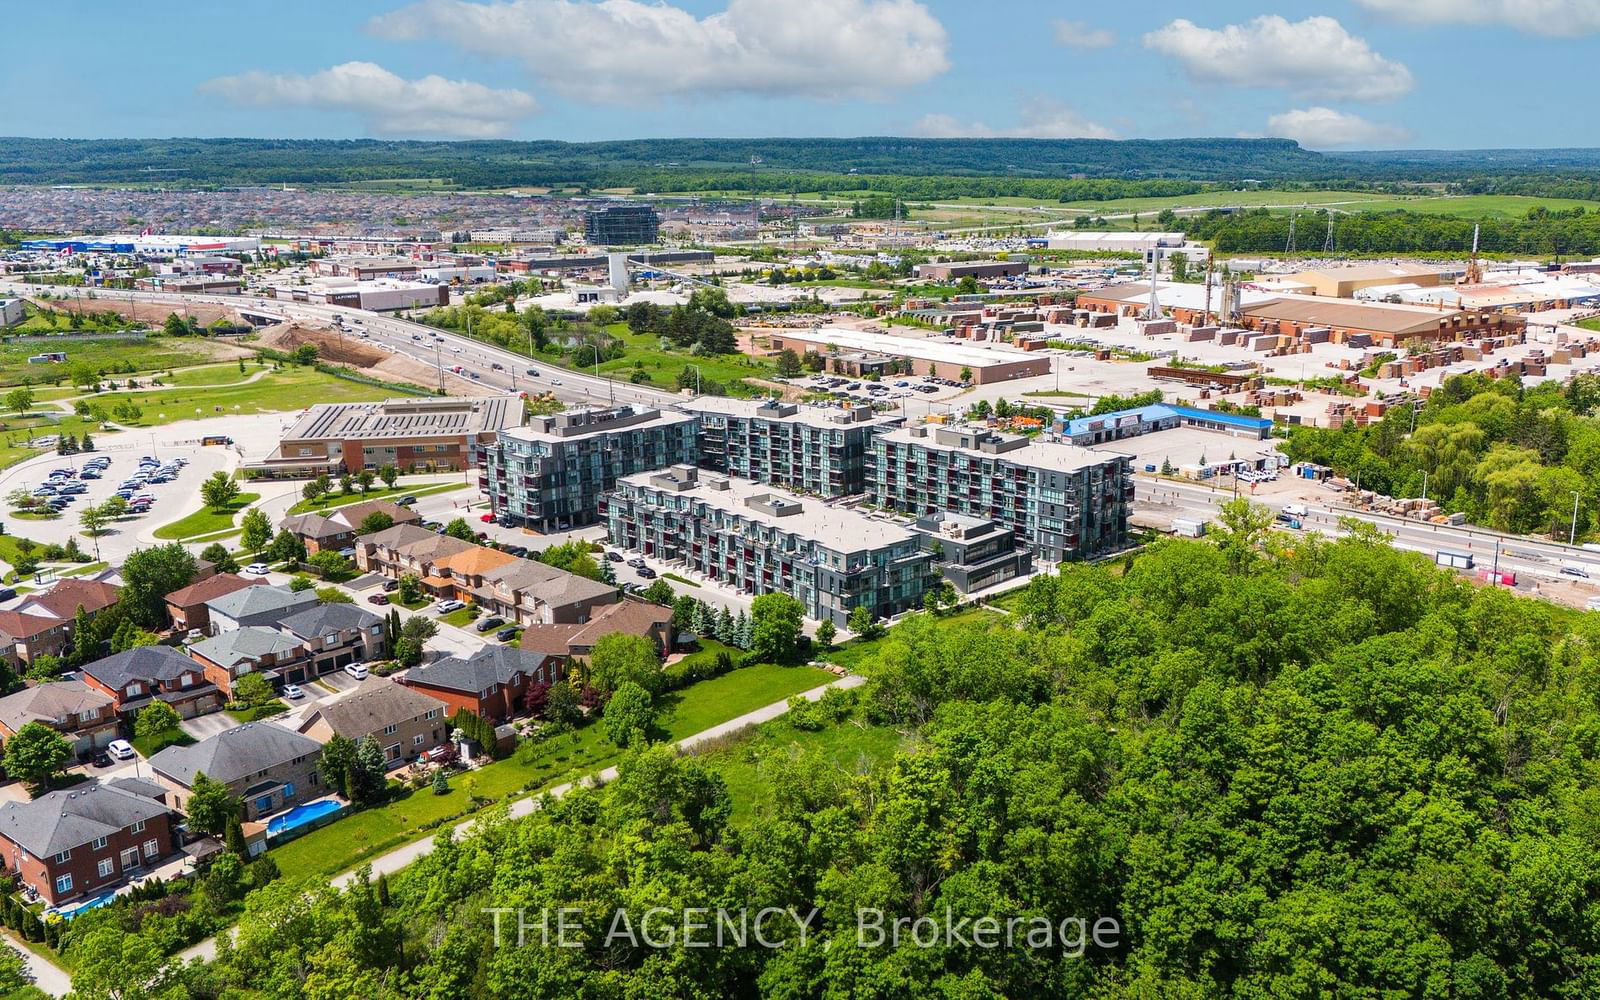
366, 593, 390, 605
480, 513, 496, 523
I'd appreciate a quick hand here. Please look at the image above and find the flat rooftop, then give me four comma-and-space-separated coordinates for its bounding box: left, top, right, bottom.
499, 404, 695, 444
281, 396, 522, 443
679, 396, 903, 430
877, 423, 1128, 474
774, 325, 1043, 368
621, 468, 917, 552
1112, 425, 1281, 468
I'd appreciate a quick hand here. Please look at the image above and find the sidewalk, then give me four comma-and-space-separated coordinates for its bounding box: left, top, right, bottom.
1, 932, 69, 997
179, 672, 864, 964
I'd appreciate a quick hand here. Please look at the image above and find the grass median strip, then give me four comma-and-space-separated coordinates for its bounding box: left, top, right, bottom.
152, 494, 260, 540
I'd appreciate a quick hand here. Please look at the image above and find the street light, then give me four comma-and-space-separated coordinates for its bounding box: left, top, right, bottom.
1572, 490, 1582, 545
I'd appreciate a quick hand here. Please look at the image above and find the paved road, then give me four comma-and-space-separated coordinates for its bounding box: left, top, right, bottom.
1, 933, 70, 997
176, 672, 863, 966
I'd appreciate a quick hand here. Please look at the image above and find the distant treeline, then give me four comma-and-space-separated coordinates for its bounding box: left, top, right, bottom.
1179, 207, 1600, 255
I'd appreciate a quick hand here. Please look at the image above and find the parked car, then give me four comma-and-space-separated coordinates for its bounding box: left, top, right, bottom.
626, 557, 646, 569
244, 563, 270, 575
636, 566, 657, 579
107, 739, 136, 761
473, 616, 505, 633
0, 588, 16, 603
382, 579, 400, 592
436, 599, 466, 614
479, 513, 496, 523
495, 626, 520, 642
367, 593, 390, 605
344, 663, 369, 681
605, 551, 624, 562
89, 750, 112, 769
282, 684, 305, 700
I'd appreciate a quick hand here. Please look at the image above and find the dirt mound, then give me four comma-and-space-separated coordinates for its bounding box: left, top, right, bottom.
258, 322, 468, 394
37, 296, 236, 329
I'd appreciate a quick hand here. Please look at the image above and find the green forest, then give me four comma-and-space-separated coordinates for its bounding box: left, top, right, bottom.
1180, 206, 1600, 255
55, 507, 1600, 998
1283, 372, 1600, 537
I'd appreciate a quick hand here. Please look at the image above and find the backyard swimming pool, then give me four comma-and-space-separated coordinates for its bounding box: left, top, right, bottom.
267, 797, 345, 836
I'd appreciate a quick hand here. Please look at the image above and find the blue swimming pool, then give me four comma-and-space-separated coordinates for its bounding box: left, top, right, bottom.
52, 891, 115, 919
267, 798, 345, 836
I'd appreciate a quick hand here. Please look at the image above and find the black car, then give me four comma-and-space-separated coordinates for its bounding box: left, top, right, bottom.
636, 566, 657, 579
605, 551, 624, 562
474, 616, 506, 633
89, 750, 112, 768
0, 588, 15, 602
382, 579, 401, 592
495, 626, 520, 642
396, 495, 419, 506
501, 545, 527, 557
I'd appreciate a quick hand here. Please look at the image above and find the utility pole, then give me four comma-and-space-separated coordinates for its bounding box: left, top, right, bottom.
1572, 490, 1582, 545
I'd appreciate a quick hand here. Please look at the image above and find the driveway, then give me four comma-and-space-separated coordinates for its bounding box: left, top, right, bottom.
179, 711, 240, 741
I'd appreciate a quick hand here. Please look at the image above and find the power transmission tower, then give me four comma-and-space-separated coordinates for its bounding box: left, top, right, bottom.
1322, 209, 1336, 255
1284, 213, 1297, 256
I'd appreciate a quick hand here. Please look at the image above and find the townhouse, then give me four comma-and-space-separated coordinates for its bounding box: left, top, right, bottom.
164, 573, 268, 635
0, 680, 118, 756
295, 681, 449, 766
869, 424, 1133, 563
606, 465, 938, 627
0, 578, 121, 665
0, 780, 178, 906
186, 627, 308, 699
149, 723, 326, 821
515, 598, 674, 658
204, 585, 319, 635
80, 646, 223, 720
486, 405, 698, 531
279, 499, 421, 555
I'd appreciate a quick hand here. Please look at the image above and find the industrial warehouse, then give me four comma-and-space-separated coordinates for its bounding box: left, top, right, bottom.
763, 325, 1050, 383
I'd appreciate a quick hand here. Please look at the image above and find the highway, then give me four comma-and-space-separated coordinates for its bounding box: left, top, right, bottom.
0, 279, 681, 411
1137, 475, 1600, 591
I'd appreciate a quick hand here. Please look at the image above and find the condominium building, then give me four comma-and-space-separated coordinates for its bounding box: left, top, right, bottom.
606, 466, 937, 626
870, 424, 1132, 562
680, 398, 901, 497
486, 405, 698, 531
583, 204, 660, 245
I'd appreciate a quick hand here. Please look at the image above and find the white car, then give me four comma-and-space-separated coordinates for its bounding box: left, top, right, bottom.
281, 684, 305, 700
107, 739, 136, 761
344, 663, 369, 681
436, 599, 466, 614
244, 563, 270, 575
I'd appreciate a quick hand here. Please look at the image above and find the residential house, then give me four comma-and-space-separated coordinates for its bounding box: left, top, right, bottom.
474, 558, 619, 626
149, 723, 326, 821
514, 598, 674, 658
0, 781, 177, 906
80, 646, 223, 720
354, 523, 474, 579
280, 499, 421, 555
0, 578, 122, 665
277, 604, 387, 675
421, 544, 520, 603
401, 646, 565, 721
186, 627, 308, 698
0, 681, 118, 756
204, 585, 318, 635
164, 573, 268, 634
295, 681, 449, 765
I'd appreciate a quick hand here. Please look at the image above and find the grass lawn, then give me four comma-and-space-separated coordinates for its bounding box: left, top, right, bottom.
439, 608, 477, 628
661, 572, 698, 588
148, 361, 272, 389
85, 366, 398, 425
823, 607, 1004, 672
0, 335, 227, 388
0, 413, 114, 469
695, 715, 904, 825
586, 324, 775, 398
225, 700, 288, 723
1579, 318, 1600, 334
152, 493, 261, 540
268, 662, 836, 880
395, 595, 432, 610
10, 510, 60, 521
284, 480, 464, 515
131, 726, 193, 758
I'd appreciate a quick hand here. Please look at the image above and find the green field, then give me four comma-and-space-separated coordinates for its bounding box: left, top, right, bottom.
285, 480, 464, 515
587, 323, 776, 397
0, 335, 228, 388
0, 412, 113, 469
269, 662, 834, 880
86, 366, 399, 424
696, 713, 904, 825
152, 493, 261, 541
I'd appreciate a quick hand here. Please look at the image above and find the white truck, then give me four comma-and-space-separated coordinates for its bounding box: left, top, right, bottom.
1436, 550, 1474, 570
1282, 503, 1308, 519
1172, 517, 1208, 538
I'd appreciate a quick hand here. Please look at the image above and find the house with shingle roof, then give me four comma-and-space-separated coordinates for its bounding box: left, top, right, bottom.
0, 578, 122, 665
280, 499, 420, 555
401, 646, 563, 722
149, 723, 326, 821
204, 585, 318, 635
79, 645, 223, 720
296, 681, 448, 764
0, 780, 178, 906
164, 572, 267, 634
186, 627, 308, 698
278, 603, 387, 676
0, 680, 117, 755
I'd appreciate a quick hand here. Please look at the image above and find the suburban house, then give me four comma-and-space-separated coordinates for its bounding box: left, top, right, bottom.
0, 780, 178, 906
164, 573, 268, 634
401, 646, 565, 721
204, 586, 318, 635
279, 499, 421, 555
0, 681, 118, 756
277, 604, 387, 675
0, 578, 122, 665
514, 598, 674, 658
356, 523, 618, 623
148, 723, 326, 821
295, 681, 449, 765
79, 646, 224, 720
186, 627, 308, 698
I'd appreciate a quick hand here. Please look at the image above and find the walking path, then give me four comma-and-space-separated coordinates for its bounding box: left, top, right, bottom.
166, 673, 864, 967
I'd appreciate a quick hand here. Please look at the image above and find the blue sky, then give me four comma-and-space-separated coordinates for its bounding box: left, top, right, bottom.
3, 0, 1597, 149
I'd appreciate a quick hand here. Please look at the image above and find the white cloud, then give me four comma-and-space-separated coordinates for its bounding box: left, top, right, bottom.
1052, 19, 1115, 48
911, 101, 1116, 140
200, 61, 539, 138
1354, 0, 1600, 37
1143, 15, 1413, 102
1266, 107, 1412, 149
370, 0, 949, 103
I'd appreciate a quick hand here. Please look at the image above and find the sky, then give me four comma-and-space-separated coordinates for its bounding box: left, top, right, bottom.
3, 0, 1598, 149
